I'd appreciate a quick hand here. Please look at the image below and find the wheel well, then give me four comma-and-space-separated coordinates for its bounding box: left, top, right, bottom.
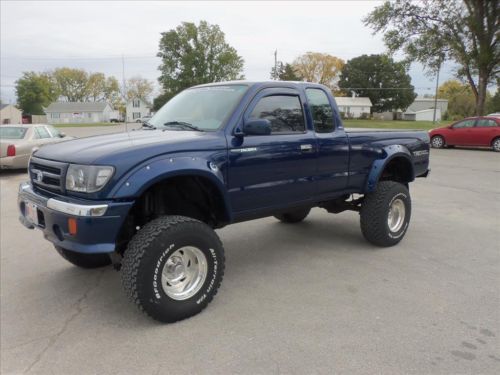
379, 157, 414, 184
115, 175, 229, 253
491, 136, 500, 146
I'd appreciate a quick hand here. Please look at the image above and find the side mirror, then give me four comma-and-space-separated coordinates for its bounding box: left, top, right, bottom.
59, 132, 66, 138
242, 119, 271, 136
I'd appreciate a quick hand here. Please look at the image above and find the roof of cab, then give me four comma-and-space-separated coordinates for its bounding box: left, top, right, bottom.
192, 80, 327, 90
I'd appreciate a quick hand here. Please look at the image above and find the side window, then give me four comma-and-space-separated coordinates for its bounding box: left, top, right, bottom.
453, 119, 475, 128
46, 125, 61, 137
34, 126, 51, 139
305, 88, 334, 133
476, 119, 498, 127
249, 95, 305, 134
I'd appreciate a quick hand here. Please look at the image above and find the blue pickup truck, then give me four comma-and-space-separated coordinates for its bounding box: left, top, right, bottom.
18, 81, 430, 322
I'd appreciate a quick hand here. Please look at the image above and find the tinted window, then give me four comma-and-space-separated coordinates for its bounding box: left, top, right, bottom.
249, 95, 305, 134
453, 119, 475, 128
476, 119, 498, 127
306, 89, 334, 133
0, 127, 27, 139
34, 126, 51, 139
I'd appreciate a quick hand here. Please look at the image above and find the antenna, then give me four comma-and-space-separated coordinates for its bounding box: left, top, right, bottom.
274, 49, 278, 80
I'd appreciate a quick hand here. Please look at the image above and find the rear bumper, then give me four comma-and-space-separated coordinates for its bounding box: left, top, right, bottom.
18, 182, 134, 254
1, 156, 28, 169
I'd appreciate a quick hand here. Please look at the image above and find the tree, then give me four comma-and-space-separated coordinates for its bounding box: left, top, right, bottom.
270, 62, 302, 81
486, 89, 500, 114
438, 79, 479, 119
126, 76, 154, 102
152, 92, 173, 112
15, 72, 59, 114
52, 67, 90, 102
364, 0, 500, 116
338, 54, 416, 112
292, 52, 344, 89
157, 21, 244, 97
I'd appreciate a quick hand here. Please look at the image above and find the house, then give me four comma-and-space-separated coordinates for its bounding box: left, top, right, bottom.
126, 98, 151, 122
403, 98, 448, 121
334, 97, 372, 119
0, 104, 22, 124
44, 102, 114, 124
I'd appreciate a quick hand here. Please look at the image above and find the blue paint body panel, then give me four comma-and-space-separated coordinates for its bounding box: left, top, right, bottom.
23, 81, 430, 253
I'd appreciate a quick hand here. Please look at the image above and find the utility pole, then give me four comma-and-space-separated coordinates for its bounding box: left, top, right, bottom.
432, 61, 441, 124
122, 54, 128, 130
274, 49, 278, 80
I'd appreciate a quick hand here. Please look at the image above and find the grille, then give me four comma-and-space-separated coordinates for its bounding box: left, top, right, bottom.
29, 157, 68, 193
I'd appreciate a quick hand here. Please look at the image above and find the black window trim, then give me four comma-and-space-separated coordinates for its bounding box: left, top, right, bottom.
305, 87, 336, 134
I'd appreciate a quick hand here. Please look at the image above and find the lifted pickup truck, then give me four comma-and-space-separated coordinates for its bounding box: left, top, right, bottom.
18, 81, 430, 322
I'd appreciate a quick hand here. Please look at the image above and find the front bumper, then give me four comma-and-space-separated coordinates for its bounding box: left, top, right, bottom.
18, 182, 134, 254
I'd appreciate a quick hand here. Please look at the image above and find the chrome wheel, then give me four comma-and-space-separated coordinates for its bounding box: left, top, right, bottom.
161, 246, 207, 300
388, 198, 406, 232
493, 138, 500, 152
431, 136, 444, 148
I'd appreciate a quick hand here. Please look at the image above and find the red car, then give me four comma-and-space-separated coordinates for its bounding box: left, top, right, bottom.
429, 116, 500, 152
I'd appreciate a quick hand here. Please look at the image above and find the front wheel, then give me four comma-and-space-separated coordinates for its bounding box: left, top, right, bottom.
54, 246, 111, 268
121, 216, 225, 323
431, 135, 445, 149
360, 181, 411, 247
492, 137, 500, 152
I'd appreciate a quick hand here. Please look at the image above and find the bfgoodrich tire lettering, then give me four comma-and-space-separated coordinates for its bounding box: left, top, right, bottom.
121, 215, 225, 323
360, 181, 412, 247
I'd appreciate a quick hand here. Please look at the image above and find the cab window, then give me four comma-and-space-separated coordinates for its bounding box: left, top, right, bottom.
453, 119, 475, 128
476, 119, 498, 127
249, 95, 305, 134
34, 126, 51, 139
306, 88, 334, 133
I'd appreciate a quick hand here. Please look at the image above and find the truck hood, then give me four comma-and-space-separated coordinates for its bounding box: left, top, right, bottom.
33, 129, 223, 165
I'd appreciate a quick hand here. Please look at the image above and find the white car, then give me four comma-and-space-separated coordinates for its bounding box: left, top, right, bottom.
0, 124, 72, 169
135, 115, 152, 123
487, 112, 500, 117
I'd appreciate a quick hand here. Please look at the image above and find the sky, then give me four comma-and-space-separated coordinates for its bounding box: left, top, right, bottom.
0, 0, 458, 104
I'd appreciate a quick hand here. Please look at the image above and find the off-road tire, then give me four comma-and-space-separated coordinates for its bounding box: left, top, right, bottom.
54, 246, 111, 268
121, 215, 225, 323
274, 208, 311, 223
360, 181, 411, 247
431, 135, 445, 149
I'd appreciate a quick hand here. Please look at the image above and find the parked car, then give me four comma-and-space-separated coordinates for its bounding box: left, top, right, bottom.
487, 112, 500, 117
18, 81, 430, 323
135, 115, 152, 123
429, 116, 500, 152
1, 124, 72, 169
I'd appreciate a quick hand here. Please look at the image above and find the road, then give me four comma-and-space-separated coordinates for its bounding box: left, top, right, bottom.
1, 129, 499, 374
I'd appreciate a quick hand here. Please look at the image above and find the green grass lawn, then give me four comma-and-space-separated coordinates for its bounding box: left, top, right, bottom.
54, 122, 122, 128
343, 119, 445, 130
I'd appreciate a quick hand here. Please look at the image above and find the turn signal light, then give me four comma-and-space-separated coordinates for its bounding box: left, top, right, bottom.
7, 145, 16, 157
68, 218, 77, 235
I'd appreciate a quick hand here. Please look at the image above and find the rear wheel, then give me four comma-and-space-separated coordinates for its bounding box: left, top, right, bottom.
54, 246, 111, 268
121, 215, 225, 323
492, 137, 500, 152
360, 181, 411, 247
431, 135, 445, 149
274, 208, 311, 223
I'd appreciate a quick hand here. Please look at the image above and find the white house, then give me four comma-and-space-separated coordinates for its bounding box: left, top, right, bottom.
334, 97, 372, 118
45, 102, 114, 124
126, 98, 151, 122
403, 98, 448, 121
0, 104, 22, 124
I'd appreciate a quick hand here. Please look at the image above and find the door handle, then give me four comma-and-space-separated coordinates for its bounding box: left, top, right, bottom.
300, 144, 314, 152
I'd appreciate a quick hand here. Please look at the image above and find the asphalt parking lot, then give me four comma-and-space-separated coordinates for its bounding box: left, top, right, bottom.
1, 128, 499, 374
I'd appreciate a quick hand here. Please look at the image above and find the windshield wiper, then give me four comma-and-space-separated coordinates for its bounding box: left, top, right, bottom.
141, 121, 157, 130
163, 121, 203, 132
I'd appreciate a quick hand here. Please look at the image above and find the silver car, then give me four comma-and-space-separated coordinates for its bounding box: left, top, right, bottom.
0, 124, 72, 170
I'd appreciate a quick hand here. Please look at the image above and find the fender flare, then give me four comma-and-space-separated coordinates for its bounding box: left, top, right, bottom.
110, 155, 233, 221
365, 145, 415, 193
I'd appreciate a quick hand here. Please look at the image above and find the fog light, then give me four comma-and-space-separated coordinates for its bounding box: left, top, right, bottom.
68, 218, 77, 236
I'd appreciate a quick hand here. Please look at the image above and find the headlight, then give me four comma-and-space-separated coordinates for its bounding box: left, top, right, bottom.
66, 164, 114, 193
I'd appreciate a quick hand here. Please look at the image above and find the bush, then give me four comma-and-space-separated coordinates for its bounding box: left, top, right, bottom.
360, 112, 370, 119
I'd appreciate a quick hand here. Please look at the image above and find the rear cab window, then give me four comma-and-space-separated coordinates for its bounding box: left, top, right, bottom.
249, 95, 305, 134
305, 88, 334, 133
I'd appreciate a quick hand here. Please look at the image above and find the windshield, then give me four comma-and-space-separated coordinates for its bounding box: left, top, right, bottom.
0, 127, 28, 139
149, 85, 249, 131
